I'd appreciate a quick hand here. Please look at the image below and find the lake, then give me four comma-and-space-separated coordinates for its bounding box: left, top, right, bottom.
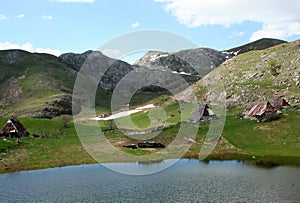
0, 159, 299, 202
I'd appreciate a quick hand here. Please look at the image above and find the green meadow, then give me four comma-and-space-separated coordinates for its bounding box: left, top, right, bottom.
0, 109, 299, 174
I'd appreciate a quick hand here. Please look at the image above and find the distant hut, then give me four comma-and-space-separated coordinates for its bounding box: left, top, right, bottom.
0, 117, 30, 138
190, 104, 216, 122
138, 141, 165, 148
272, 97, 290, 110
243, 102, 279, 122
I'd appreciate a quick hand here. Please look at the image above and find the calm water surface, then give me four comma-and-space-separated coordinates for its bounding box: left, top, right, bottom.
0, 159, 299, 202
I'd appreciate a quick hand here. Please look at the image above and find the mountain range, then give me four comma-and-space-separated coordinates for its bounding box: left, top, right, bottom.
0, 38, 295, 118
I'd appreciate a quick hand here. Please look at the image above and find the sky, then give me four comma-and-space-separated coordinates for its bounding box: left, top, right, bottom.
1, 0, 300, 57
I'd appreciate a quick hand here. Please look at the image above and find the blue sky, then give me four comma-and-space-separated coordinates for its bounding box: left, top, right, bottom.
1, 0, 300, 56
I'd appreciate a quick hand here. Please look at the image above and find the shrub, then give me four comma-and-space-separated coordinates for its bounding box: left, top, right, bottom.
268, 59, 280, 76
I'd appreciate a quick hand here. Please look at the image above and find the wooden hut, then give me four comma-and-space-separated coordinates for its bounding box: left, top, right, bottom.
0, 117, 29, 138
190, 104, 216, 122
272, 97, 290, 110
243, 102, 279, 122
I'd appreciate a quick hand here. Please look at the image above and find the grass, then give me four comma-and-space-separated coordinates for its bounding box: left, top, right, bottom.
222, 110, 300, 156
192, 40, 300, 108
0, 50, 76, 117
0, 109, 299, 174
0, 116, 95, 173
95, 89, 170, 114
0, 139, 19, 153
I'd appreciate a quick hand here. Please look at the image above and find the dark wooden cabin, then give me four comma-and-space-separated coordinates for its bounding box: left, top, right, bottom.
272, 97, 290, 110
189, 104, 215, 122
0, 117, 30, 138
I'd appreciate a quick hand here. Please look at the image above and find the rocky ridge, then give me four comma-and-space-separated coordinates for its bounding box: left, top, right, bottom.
135, 48, 229, 84
225, 38, 287, 55
60, 51, 137, 91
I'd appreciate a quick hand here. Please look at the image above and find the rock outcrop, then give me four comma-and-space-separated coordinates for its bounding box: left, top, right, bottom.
38, 94, 81, 119
59, 50, 94, 71
135, 48, 229, 84
60, 51, 136, 91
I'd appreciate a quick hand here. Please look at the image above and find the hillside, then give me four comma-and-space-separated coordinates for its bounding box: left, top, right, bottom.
0, 50, 78, 118
191, 39, 300, 107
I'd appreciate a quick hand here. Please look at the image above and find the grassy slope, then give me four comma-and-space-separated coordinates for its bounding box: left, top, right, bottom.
193, 40, 300, 106
222, 110, 300, 156
0, 50, 76, 116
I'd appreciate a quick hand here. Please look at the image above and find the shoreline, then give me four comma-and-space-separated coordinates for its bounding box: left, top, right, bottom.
1, 153, 300, 175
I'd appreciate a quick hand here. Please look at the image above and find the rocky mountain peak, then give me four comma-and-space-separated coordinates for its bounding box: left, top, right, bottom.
134, 51, 170, 67
134, 47, 229, 84
59, 50, 103, 71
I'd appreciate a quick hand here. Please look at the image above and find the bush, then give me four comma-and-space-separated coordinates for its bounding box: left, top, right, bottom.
268, 59, 277, 67
268, 59, 280, 76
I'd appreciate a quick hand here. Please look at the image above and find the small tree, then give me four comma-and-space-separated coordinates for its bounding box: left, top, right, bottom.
268, 59, 277, 67
268, 59, 280, 77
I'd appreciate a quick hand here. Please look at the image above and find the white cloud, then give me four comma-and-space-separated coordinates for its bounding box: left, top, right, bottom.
55, 0, 95, 2
131, 21, 140, 28
250, 22, 300, 41
155, 0, 300, 41
17, 13, 25, 18
0, 41, 63, 56
42, 15, 52, 20
0, 14, 6, 20
35, 48, 62, 56
0, 42, 33, 52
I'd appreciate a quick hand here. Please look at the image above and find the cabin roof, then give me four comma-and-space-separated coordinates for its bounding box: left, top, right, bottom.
0, 117, 29, 137
190, 104, 213, 121
272, 97, 290, 108
245, 102, 275, 117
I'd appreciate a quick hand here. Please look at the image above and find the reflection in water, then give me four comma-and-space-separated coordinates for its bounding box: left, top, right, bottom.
243, 160, 280, 168
0, 159, 299, 202
138, 160, 164, 165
